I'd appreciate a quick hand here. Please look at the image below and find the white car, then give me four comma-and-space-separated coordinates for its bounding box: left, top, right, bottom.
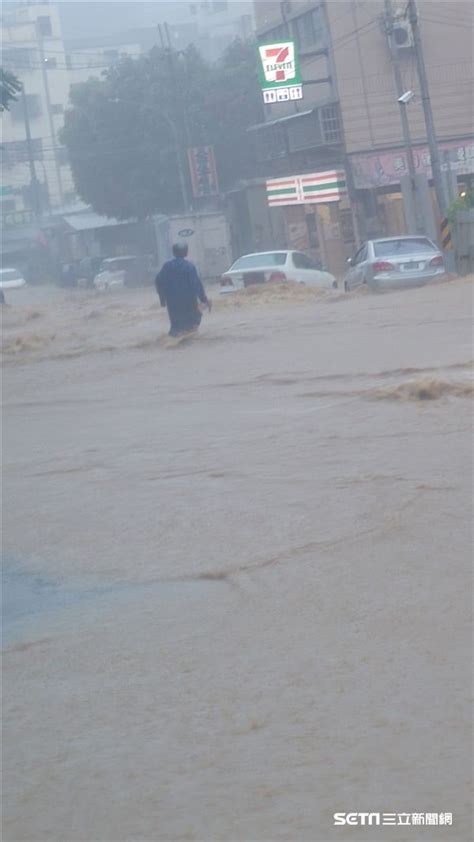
93, 255, 155, 290
219, 251, 337, 293
0, 267, 27, 289
93, 257, 130, 290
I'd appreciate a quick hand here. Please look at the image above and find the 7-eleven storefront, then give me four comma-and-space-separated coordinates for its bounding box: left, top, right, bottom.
266, 170, 356, 279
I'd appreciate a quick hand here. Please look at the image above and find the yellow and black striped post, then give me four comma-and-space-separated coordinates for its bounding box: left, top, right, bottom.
440, 217, 453, 251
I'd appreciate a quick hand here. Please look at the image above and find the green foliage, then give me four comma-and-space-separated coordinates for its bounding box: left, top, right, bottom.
61, 40, 263, 220
446, 187, 474, 224
0, 68, 22, 111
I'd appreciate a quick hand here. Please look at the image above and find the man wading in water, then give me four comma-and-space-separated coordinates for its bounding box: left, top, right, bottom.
156, 242, 211, 337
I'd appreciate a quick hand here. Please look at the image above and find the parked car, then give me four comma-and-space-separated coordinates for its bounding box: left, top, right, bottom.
344, 236, 445, 292
0, 267, 27, 290
93, 255, 155, 290
219, 251, 337, 293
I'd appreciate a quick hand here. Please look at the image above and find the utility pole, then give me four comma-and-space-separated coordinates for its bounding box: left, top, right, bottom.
161, 25, 192, 213
161, 110, 190, 214
21, 86, 42, 220
407, 0, 448, 220
320, 0, 364, 246
37, 21, 65, 206
384, 0, 423, 233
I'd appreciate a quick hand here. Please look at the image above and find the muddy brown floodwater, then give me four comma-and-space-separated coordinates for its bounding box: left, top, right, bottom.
2, 277, 473, 841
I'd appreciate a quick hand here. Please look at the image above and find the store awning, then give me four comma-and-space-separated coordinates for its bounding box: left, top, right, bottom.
63, 212, 132, 232
247, 109, 315, 132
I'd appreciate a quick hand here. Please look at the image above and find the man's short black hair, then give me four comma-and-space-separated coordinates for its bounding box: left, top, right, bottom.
172, 242, 188, 258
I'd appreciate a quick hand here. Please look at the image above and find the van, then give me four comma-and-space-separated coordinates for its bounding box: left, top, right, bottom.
93, 255, 155, 290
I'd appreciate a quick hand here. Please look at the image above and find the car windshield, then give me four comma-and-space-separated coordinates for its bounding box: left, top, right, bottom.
103, 259, 133, 271
0, 269, 22, 281
231, 253, 287, 270
373, 238, 437, 256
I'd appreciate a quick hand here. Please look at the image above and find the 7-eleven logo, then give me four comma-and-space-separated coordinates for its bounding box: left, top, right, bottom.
259, 41, 296, 84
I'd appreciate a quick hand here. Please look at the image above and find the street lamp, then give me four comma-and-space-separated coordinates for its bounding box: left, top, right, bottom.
108, 97, 190, 213
155, 108, 190, 213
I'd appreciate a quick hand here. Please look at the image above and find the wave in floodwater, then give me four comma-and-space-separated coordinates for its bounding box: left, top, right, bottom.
301, 376, 474, 402
2, 333, 57, 355
2, 315, 474, 407
216, 281, 338, 309
372, 377, 474, 401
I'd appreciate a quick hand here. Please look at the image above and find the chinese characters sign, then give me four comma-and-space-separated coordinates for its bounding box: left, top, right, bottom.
351, 141, 474, 188
3, 209, 35, 227
257, 40, 303, 104
334, 812, 453, 827
267, 170, 346, 207
187, 146, 219, 198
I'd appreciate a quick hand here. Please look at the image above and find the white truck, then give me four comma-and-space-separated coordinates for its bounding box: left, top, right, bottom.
154, 212, 233, 284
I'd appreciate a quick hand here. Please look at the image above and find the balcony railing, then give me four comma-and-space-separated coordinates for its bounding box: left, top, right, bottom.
249, 104, 343, 163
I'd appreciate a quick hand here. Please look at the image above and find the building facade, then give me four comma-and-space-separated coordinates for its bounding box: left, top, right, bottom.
251, 0, 474, 273
1, 1, 76, 220
1, 3, 149, 272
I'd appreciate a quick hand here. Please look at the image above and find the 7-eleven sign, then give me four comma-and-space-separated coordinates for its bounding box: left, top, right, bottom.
258, 40, 302, 89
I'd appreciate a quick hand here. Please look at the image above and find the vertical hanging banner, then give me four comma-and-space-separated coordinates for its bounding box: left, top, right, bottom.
188, 146, 219, 198
257, 40, 303, 103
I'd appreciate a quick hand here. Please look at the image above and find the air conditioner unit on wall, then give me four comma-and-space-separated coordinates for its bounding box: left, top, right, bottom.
392, 16, 414, 49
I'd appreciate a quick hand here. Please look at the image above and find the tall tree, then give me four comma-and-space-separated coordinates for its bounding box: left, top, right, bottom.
62, 48, 210, 219
0, 68, 22, 111
61, 41, 262, 220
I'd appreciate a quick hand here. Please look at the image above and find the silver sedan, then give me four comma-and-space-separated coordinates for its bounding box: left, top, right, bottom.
344, 236, 445, 292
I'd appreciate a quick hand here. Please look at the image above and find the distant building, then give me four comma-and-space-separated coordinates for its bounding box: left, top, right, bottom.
66, 42, 142, 89
61, 1, 255, 66
1, 1, 76, 219
184, 0, 255, 59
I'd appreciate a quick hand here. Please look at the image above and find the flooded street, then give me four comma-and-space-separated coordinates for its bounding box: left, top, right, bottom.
2, 278, 472, 841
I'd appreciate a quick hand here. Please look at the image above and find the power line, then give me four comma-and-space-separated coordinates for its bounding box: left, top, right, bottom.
337, 78, 472, 95
4, 21, 382, 72
336, 58, 473, 82
415, 9, 473, 24
298, 21, 379, 68
4, 54, 471, 81
2, 61, 112, 70
331, 19, 379, 49
3, 46, 138, 57
418, 15, 474, 30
